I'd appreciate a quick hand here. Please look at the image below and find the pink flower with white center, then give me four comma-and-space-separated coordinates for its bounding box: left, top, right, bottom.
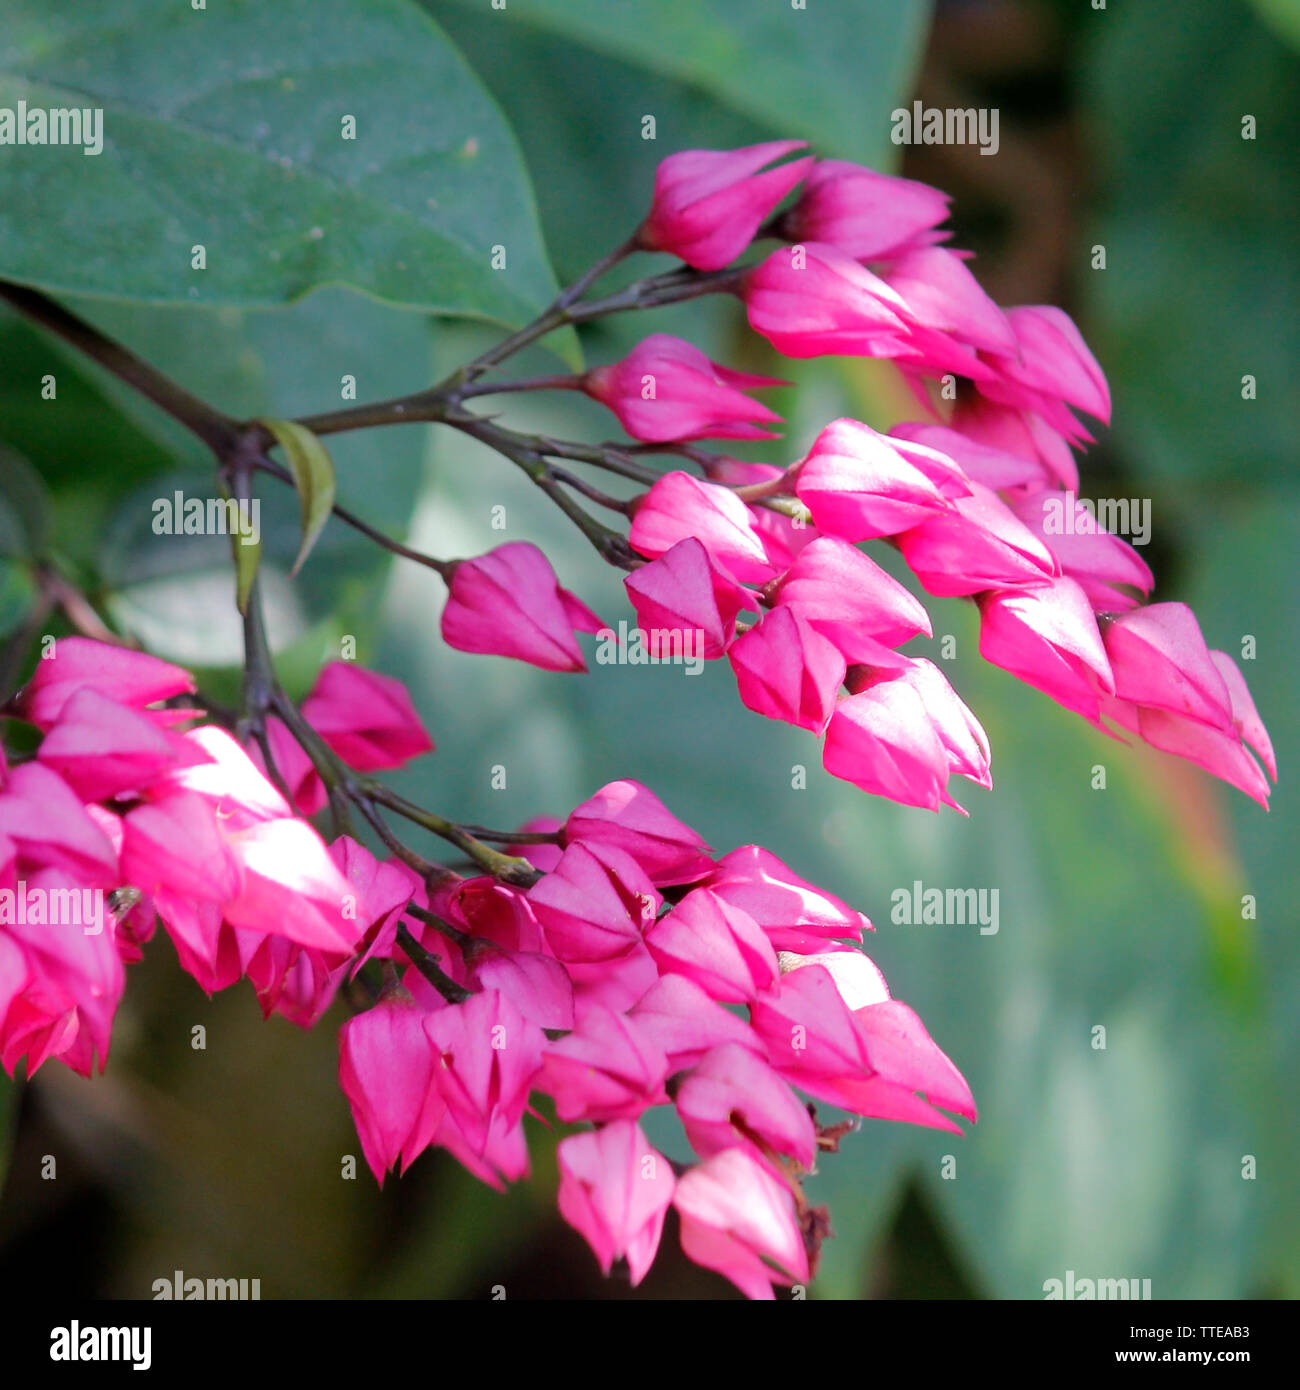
623, 537, 753, 660
704, 843, 871, 953
896, 479, 1059, 597
440, 541, 604, 673
979, 576, 1116, 723
674, 1148, 810, 1299
14, 636, 195, 731
637, 141, 813, 270
771, 534, 932, 656
676, 1042, 817, 1171
300, 661, 434, 771
528, 839, 660, 963
751, 961, 976, 1132
744, 241, 914, 358
794, 418, 962, 541
644, 885, 779, 1002
627, 973, 763, 1070
1009, 490, 1154, 612
583, 334, 786, 443
556, 1120, 675, 1286
628, 470, 775, 582
563, 778, 714, 887
727, 605, 846, 732
777, 159, 952, 261
538, 1004, 670, 1122
1101, 602, 1233, 729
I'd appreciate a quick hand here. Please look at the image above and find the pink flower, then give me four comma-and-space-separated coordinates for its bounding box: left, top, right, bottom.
777, 159, 952, 261
980, 305, 1111, 427
676, 1042, 816, 1171
250, 715, 327, 816
221, 818, 366, 953
121, 789, 240, 906
158, 725, 292, 828
628, 973, 762, 1069
890, 421, 1049, 493
823, 661, 990, 813
1101, 603, 1232, 729
744, 242, 913, 358
538, 1005, 670, 1122
883, 247, 1017, 371
301, 661, 434, 770
339, 986, 440, 1182
0, 762, 118, 885
441, 541, 604, 673
623, 537, 752, 660
637, 141, 813, 270
556, 1120, 675, 1285
470, 945, 575, 1033
424, 989, 545, 1155
644, 886, 779, 1002
564, 779, 714, 887
704, 844, 870, 952
628, 470, 775, 582
1210, 650, 1276, 781
771, 535, 932, 656
583, 334, 785, 442
34, 688, 205, 802
978, 577, 1115, 723
896, 480, 1058, 596
751, 961, 975, 1132
527, 840, 659, 963
674, 1149, 809, 1299
1009, 491, 1154, 612
794, 418, 960, 541
727, 605, 846, 732
15, 636, 195, 730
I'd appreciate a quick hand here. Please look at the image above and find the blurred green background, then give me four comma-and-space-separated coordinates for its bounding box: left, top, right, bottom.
0, 0, 1296, 1298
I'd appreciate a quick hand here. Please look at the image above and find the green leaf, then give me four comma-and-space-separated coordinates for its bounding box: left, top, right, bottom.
0, 443, 51, 556
0, 0, 559, 323
257, 418, 335, 577
441, 0, 934, 165
228, 503, 262, 616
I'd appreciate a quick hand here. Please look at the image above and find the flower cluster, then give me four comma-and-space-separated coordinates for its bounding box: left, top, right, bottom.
0, 639, 432, 1070
0, 638, 970, 1297
436, 141, 1274, 811
340, 777, 974, 1297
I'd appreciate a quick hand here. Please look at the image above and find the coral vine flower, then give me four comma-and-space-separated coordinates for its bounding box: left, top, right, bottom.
637, 140, 813, 270
628, 470, 775, 582
15, 636, 195, 730
441, 541, 604, 673
300, 661, 434, 770
583, 334, 786, 443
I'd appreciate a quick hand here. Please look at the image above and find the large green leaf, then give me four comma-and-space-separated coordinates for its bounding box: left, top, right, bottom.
0, 0, 559, 322
439, 0, 932, 165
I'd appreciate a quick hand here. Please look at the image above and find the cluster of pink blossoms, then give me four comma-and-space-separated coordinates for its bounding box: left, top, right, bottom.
0, 637, 971, 1296
437, 141, 1274, 811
